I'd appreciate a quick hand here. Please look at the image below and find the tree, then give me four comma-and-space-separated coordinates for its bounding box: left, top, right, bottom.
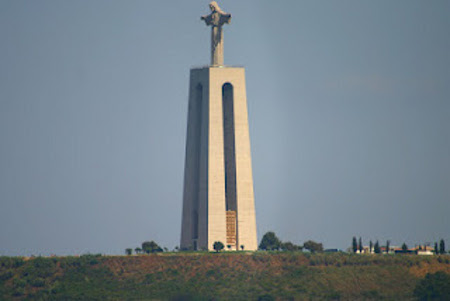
213, 241, 224, 252
359, 237, 363, 253
258, 232, 282, 251
134, 247, 142, 254
142, 241, 163, 254
125, 248, 132, 256
414, 272, 450, 300
374, 241, 381, 254
435, 242, 439, 254
440, 239, 446, 254
303, 240, 323, 253
386, 240, 390, 254
369, 241, 373, 253
352, 237, 358, 253
280, 241, 302, 251
402, 243, 408, 252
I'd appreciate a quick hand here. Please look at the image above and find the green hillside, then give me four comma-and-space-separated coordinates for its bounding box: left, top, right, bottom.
1, 253, 449, 300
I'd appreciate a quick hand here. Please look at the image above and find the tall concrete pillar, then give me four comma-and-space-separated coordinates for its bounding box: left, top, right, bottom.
180, 66, 257, 251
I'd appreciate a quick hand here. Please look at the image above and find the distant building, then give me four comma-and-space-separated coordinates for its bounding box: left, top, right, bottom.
324, 249, 341, 253
412, 245, 434, 255
394, 249, 415, 254
416, 250, 434, 256
380, 246, 397, 254
354, 244, 437, 255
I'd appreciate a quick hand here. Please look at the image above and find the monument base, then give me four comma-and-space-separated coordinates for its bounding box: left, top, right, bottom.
180, 67, 257, 251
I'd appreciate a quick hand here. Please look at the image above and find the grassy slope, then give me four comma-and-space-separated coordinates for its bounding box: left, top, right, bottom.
1, 253, 450, 300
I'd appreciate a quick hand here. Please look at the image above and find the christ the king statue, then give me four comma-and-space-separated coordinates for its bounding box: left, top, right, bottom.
201, 1, 231, 66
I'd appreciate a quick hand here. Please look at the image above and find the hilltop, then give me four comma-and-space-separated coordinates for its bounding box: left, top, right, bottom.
1, 252, 450, 300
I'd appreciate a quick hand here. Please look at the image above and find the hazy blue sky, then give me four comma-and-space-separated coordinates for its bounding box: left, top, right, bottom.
1, 1, 449, 255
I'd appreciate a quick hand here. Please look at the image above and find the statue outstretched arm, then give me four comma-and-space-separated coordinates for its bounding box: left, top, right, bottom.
219, 13, 231, 25
201, 14, 213, 26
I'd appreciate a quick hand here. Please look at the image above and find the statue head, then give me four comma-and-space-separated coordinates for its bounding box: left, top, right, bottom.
209, 1, 221, 13
201, 1, 231, 28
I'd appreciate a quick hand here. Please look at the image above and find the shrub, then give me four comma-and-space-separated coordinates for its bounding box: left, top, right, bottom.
258, 294, 275, 301
280, 241, 302, 251
12, 287, 25, 297
259, 232, 282, 251
13, 277, 27, 288
142, 241, 163, 254
29, 277, 46, 287
31, 257, 56, 277
0, 257, 24, 268
80, 254, 101, 265
303, 240, 323, 253
362, 290, 382, 299
213, 241, 224, 252
414, 271, 450, 300
326, 290, 341, 300
0, 271, 14, 282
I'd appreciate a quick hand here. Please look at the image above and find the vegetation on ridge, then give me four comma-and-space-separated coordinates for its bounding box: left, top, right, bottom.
1, 253, 450, 300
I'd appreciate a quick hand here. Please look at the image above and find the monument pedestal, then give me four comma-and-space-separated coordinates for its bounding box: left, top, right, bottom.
180, 66, 257, 251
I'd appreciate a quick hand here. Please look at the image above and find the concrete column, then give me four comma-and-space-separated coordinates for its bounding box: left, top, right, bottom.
181, 67, 257, 251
